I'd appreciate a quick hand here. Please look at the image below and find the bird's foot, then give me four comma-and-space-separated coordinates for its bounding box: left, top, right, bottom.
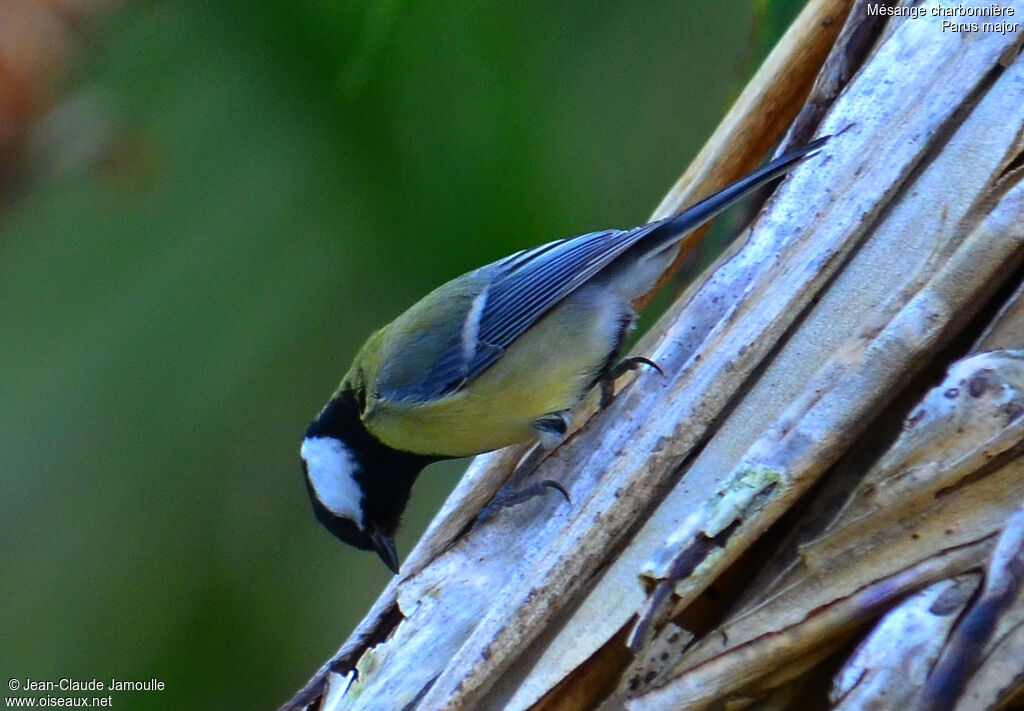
476, 479, 571, 526
599, 356, 664, 408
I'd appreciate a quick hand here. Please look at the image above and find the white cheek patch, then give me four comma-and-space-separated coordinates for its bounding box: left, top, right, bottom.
301, 437, 364, 523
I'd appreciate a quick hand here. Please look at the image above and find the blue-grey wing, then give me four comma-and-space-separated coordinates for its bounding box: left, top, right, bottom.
376, 218, 673, 403
453, 219, 670, 389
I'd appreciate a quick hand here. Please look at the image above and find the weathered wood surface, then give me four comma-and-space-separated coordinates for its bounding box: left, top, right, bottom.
282, 1, 1024, 709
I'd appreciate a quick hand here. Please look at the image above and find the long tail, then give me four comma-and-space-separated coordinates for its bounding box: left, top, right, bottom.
660, 135, 829, 238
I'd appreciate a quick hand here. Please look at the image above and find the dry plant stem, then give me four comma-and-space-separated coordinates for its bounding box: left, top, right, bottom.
531, 13, 1024, 709
952, 600, 1024, 711
629, 346, 1024, 709
281, 2, 1024, 710
638, 175, 1024, 642
533, 6, 1024, 710
829, 577, 980, 711
633, 8, 1024, 646
278, 1, 852, 709
626, 542, 995, 710
915, 504, 1024, 711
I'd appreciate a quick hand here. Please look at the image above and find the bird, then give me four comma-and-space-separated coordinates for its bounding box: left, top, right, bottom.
300, 137, 828, 573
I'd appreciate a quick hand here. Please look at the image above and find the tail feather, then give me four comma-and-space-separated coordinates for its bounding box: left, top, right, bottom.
658, 135, 829, 242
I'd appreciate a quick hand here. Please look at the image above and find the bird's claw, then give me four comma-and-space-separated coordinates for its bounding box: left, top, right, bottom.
600, 355, 664, 408
476, 478, 571, 526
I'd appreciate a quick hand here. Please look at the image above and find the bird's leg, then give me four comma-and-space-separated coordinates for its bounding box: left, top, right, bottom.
599, 356, 664, 408
476, 479, 570, 525
474, 411, 573, 526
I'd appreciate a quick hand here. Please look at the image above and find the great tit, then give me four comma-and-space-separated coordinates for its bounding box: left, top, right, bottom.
301, 137, 827, 573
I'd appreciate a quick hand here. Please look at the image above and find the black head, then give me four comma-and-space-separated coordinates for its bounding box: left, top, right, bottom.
300, 389, 439, 573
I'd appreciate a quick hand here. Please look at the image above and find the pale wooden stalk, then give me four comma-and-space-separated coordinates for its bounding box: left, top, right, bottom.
281, 1, 1024, 709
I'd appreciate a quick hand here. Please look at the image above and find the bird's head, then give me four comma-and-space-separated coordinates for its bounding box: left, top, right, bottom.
300, 389, 433, 574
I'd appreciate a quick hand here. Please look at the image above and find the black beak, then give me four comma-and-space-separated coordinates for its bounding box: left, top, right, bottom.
369, 527, 400, 574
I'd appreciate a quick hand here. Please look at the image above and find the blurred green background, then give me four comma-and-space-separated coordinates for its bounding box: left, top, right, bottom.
1, 1, 799, 708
